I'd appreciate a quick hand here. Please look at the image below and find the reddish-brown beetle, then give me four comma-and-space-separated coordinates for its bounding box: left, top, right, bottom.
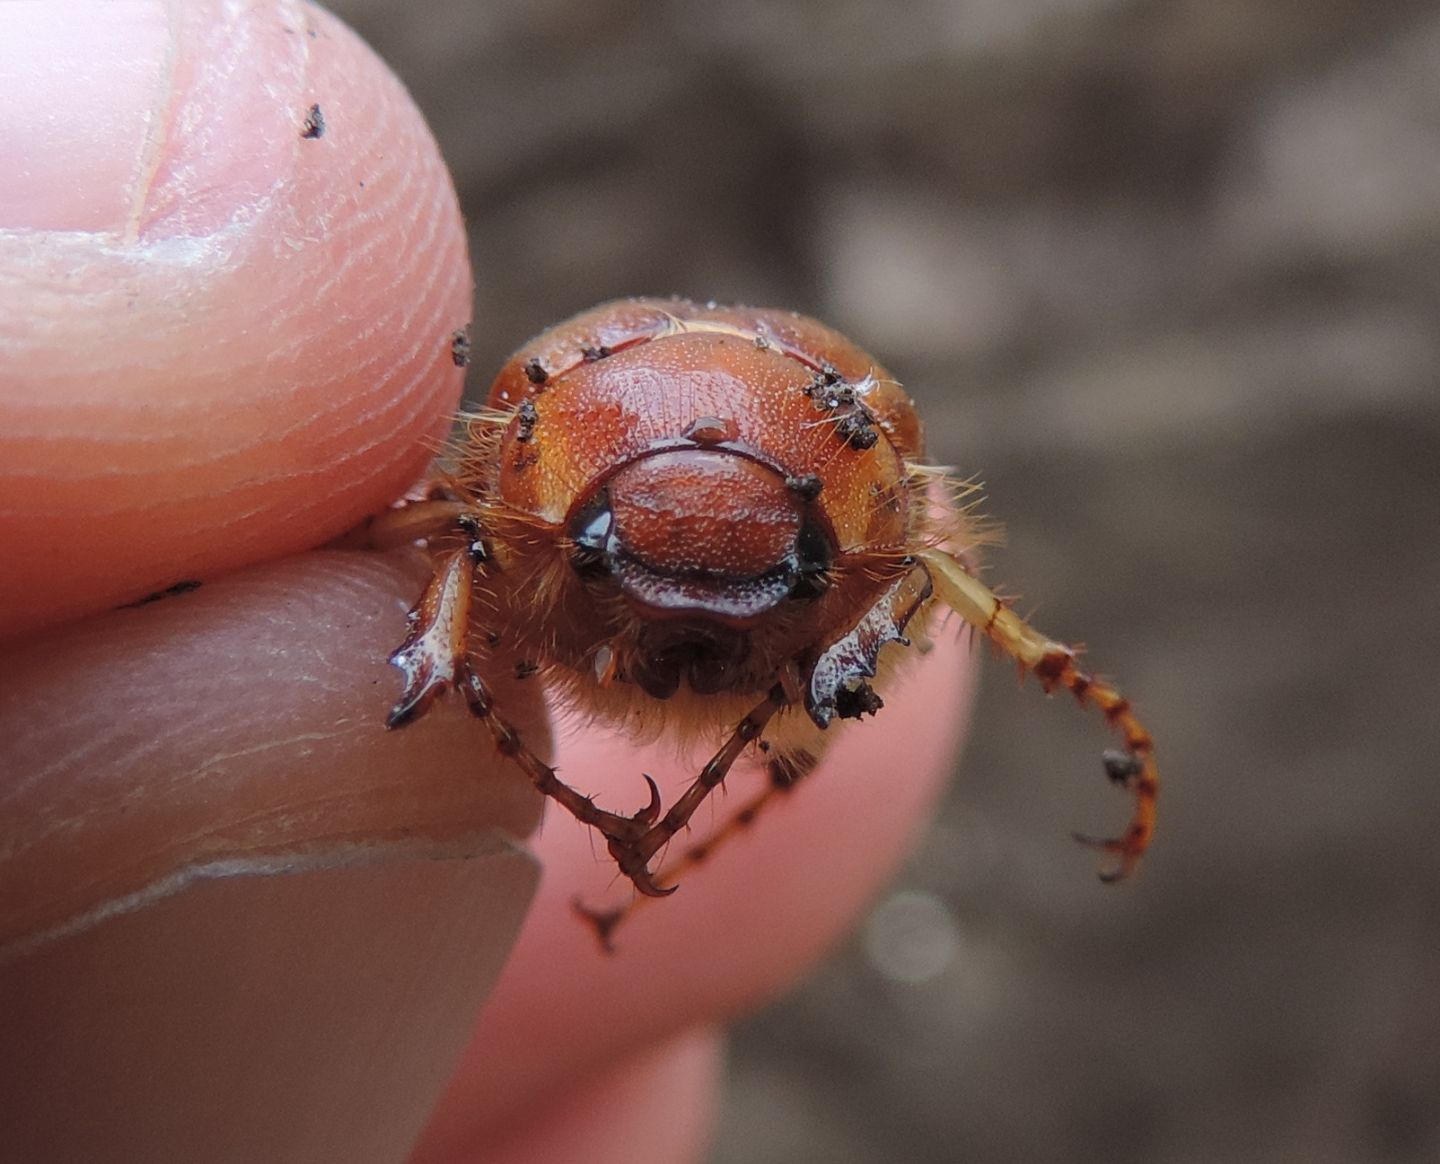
363, 298, 1157, 944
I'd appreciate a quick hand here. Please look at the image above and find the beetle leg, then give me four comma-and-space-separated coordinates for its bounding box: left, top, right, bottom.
455, 668, 657, 845
385, 549, 476, 727
352, 498, 476, 551
601, 684, 790, 899
918, 547, 1159, 881
574, 747, 821, 950
387, 549, 658, 845
804, 564, 933, 728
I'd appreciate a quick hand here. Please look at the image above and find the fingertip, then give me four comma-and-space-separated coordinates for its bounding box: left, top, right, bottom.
463, 1029, 724, 1164
0, 0, 471, 636
0, 550, 544, 950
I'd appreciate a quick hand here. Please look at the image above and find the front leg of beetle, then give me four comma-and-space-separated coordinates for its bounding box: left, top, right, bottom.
385, 532, 660, 846
385, 548, 479, 727
354, 497, 476, 553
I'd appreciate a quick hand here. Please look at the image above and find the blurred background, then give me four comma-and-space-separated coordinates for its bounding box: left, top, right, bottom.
329, 2, 1440, 1160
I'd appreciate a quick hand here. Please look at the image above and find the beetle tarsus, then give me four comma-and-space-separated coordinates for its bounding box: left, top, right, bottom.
1072, 829, 1146, 883
607, 839, 680, 899
1101, 748, 1144, 785
921, 547, 1159, 881
635, 773, 663, 825
572, 898, 624, 953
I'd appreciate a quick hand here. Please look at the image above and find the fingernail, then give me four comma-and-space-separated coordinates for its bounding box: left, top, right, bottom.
0, 838, 539, 1164
0, 2, 173, 232
0, 0, 310, 238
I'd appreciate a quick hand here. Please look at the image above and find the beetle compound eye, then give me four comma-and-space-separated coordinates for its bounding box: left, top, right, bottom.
568, 488, 615, 579
790, 517, 834, 600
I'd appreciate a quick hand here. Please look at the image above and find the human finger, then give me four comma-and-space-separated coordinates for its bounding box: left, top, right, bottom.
0, 551, 546, 1163
481, 1029, 724, 1164
0, 0, 471, 637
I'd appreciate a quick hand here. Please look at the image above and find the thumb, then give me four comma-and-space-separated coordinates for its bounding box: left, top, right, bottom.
0, 0, 472, 638
0, 4, 508, 1162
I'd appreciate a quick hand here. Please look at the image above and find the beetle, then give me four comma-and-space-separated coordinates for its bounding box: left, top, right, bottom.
362, 298, 1157, 945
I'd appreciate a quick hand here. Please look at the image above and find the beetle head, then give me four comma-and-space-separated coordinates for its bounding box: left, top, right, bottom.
566, 448, 833, 697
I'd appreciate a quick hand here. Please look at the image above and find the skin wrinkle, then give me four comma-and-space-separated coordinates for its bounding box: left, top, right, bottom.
5, 24, 439, 429
15, 730, 216, 851
0, 347, 438, 526
168, 733, 349, 785
344, 342, 431, 414
19, 719, 264, 854
16, 483, 264, 527
217, 172, 463, 464
379, 284, 469, 403
4, 672, 247, 811
7, 700, 535, 945
338, 245, 455, 369
35, 691, 246, 792
0, 832, 523, 969
254, 401, 436, 532
2, 743, 124, 833
0, 341, 299, 442
0, 433, 269, 481
254, 335, 439, 454
6, 556, 397, 810
293, 231, 456, 390
143, 200, 452, 458
382, 149, 454, 298
263, 347, 432, 452
16, 723, 374, 870
298, 126, 420, 309
302, 408, 429, 492
286, 548, 403, 594
251, 564, 424, 651
272, 42, 448, 329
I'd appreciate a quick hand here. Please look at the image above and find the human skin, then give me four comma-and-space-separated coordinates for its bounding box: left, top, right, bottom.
0, 3, 975, 1161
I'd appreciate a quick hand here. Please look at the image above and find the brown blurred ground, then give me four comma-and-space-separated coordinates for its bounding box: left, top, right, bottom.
331, 2, 1440, 1160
